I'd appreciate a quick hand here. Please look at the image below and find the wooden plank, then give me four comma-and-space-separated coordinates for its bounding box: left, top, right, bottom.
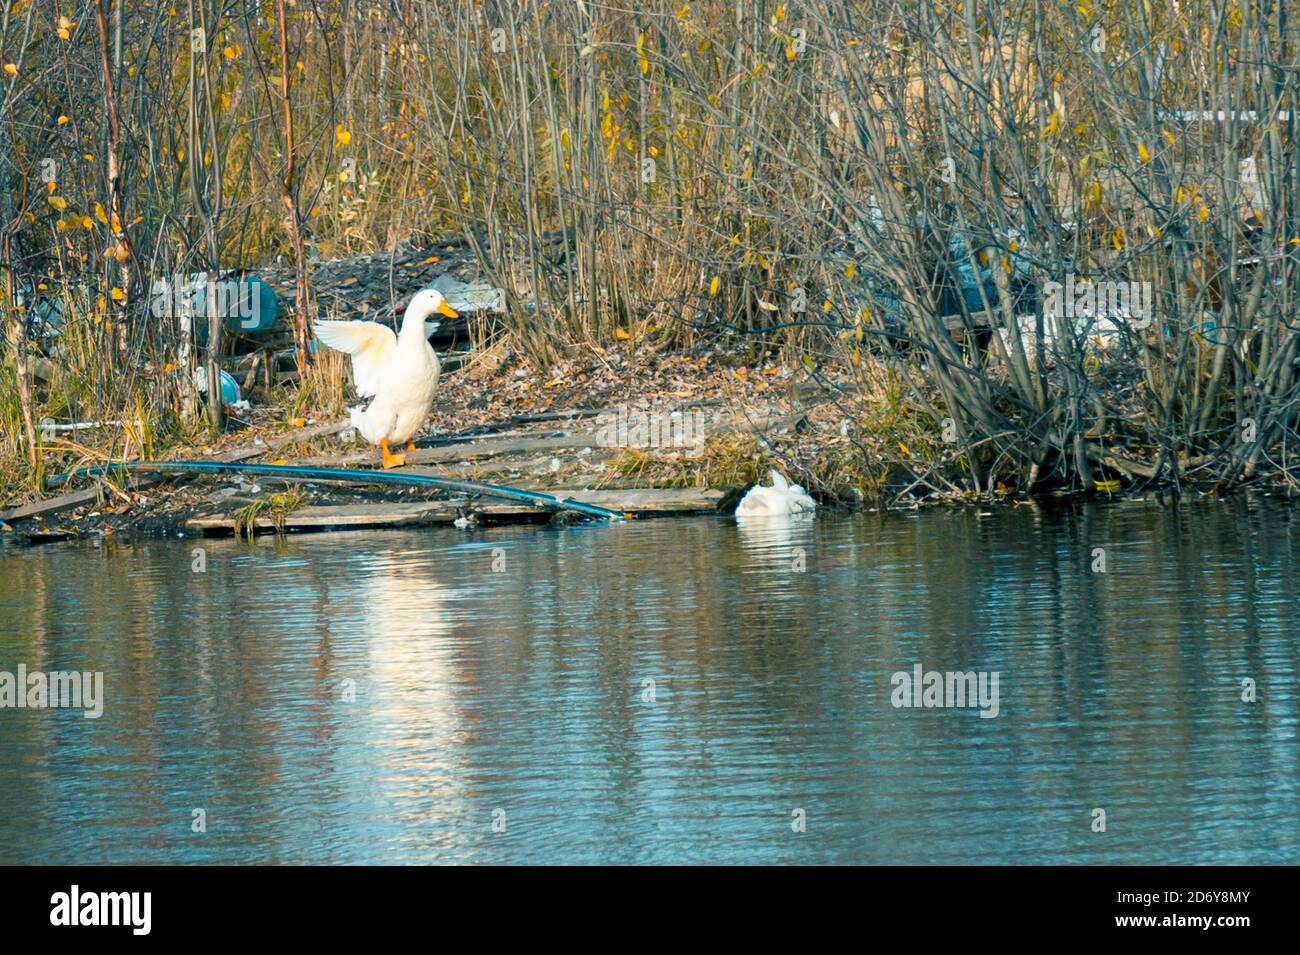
292, 433, 601, 468
187, 500, 459, 532
530, 487, 726, 513
186, 487, 725, 535
2, 419, 351, 525
400, 453, 618, 482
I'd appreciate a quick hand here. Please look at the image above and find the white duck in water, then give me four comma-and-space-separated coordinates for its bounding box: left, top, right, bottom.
313, 288, 458, 468
735, 469, 816, 517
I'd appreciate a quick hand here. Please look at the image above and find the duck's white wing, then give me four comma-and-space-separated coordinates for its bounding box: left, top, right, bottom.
313, 320, 397, 398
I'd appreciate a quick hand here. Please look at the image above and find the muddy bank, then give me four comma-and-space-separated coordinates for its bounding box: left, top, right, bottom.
2, 344, 818, 544
8, 335, 1298, 547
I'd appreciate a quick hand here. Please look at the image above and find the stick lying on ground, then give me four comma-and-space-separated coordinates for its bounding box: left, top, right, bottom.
49, 461, 628, 522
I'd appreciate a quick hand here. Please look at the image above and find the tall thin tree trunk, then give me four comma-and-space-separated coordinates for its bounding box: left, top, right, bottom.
3, 236, 37, 469
277, 0, 311, 373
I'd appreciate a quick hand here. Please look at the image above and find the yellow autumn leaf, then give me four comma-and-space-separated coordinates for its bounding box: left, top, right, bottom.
708, 275, 720, 296
47, 195, 67, 211
613, 327, 630, 340
845, 262, 856, 279
1137, 142, 1150, 163
417, 255, 440, 265
3, 64, 16, 76
335, 125, 352, 146
94, 202, 107, 224
223, 45, 240, 60
1112, 228, 1125, 251
57, 114, 69, 125
110, 287, 126, 302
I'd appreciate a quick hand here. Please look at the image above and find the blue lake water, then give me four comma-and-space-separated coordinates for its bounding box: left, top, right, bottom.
1, 497, 1297, 864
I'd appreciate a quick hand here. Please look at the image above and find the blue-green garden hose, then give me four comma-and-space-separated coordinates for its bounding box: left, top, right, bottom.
52, 461, 627, 522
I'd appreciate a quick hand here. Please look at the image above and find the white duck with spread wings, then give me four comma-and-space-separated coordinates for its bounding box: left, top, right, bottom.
313, 288, 458, 468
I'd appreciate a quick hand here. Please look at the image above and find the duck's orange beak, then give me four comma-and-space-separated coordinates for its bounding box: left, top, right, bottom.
436, 300, 459, 318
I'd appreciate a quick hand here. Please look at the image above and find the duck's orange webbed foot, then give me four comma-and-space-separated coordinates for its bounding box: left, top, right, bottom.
380, 438, 407, 469
405, 439, 417, 452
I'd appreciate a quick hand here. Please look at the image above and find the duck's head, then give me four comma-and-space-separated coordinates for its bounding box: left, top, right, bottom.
404, 288, 459, 326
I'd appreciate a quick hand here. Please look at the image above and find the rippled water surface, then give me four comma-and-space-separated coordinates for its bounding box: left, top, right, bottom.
1, 498, 1297, 864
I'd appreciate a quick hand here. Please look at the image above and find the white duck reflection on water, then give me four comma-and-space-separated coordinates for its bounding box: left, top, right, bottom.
353, 547, 460, 731
734, 469, 818, 570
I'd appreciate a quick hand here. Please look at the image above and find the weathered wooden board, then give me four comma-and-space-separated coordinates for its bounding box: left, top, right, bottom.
186, 487, 726, 535
187, 501, 459, 533
292, 433, 602, 468
539, 487, 726, 513
398, 454, 617, 482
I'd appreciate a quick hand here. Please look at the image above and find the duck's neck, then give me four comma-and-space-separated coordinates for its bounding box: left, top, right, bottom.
398, 306, 428, 343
